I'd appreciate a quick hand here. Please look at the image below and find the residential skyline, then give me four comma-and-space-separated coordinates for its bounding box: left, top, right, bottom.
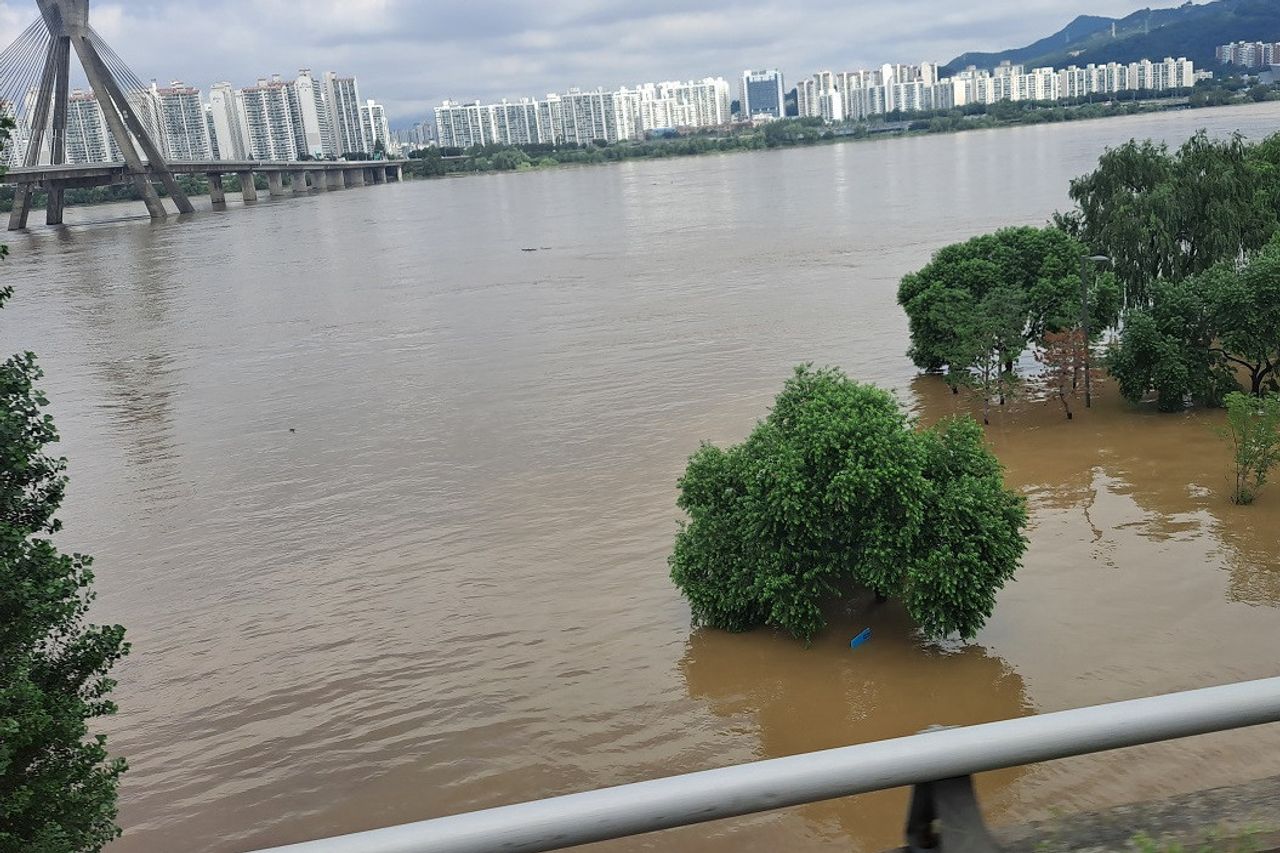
0, 0, 1181, 124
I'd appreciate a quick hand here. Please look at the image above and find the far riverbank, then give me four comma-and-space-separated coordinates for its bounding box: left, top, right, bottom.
2, 87, 1275, 215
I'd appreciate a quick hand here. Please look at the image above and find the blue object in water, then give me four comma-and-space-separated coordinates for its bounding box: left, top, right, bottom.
850, 628, 872, 649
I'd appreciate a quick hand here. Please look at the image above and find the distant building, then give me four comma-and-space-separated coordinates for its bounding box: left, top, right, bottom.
65, 89, 120, 164
293, 69, 334, 158
1217, 41, 1280, 69
434, 76, 732, 149
740, 69, 784, 119
208, 82, 249, 160
204, 105, 220, 159
149, 81, 213, 160
324, 72, 368, 155
360, 99, 391, 153
239, 75, 299, 161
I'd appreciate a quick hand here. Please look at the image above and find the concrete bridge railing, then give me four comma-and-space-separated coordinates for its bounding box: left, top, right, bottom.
248, 676, 1280, 853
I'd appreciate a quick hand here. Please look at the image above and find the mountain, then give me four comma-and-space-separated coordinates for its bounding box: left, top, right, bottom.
944, 0, 1280, 74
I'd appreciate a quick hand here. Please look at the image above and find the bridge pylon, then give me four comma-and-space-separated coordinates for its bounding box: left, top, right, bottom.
6, 0, 193, 228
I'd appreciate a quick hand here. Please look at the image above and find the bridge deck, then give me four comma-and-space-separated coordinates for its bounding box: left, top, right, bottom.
2, 159, 397, 185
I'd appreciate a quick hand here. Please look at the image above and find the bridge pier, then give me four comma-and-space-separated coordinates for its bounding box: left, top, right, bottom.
264, 172, 282, 196
372, 167, 386, 185
391, 164, 403, 182
326, 170, 343, 190
7, 188, 33, 230
237, 171, 257, 202
347, 168, 365, 187
207, 173, 225, 205
311, 170, 326, 191
291, 170, 309, 194
46, 186, 66, 225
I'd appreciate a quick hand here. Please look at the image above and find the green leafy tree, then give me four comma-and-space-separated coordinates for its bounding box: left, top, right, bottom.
669, 366, 1027, 643
1207, 238, 1280, 396
897, 226, 1105, 377
1108, 277, 1231, 411
1110, 235, 1280, 409
1063, 132, 1278, 306
1216, 392, 1280, 505
1, 270, 129, 847
950, 285, 1026, 424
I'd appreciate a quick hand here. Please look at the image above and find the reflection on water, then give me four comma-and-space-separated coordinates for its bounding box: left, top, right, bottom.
680, 617, 1030, 852
2, 103, 1280, 853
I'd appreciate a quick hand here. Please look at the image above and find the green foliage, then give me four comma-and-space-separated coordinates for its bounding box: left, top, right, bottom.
1, 267, 129, 849
897, 227, 1116, 414
669, 366, 1027, 643
1064, 131, 1278, 306
1216, 392, 1280, 505
1109, 235, 1280, 408
1108, 278, 1228, 411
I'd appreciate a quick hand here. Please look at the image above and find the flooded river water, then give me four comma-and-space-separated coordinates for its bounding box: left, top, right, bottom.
4, 102, 1280, 852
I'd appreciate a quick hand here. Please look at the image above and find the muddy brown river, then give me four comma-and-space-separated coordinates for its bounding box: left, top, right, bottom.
4, 102, 1280, 852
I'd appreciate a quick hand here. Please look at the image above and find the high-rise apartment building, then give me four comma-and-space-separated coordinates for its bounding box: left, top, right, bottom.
208, 81, 250, 160
148, 81, 213, 160
324, 71, 367, 155
204, 105, 220, 159
65, 89, 120, 164
238, 75, 299, 161
292, 69, 333, 158
435, 76, 733, 149
740, 69, 784, 119
1217, 41, 1280, 68
360, 99, 391, 153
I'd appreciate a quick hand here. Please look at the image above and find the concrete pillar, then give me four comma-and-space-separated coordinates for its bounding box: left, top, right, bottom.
372, 166, 386, 184
7, 186, 33, 230
267, 171, 285, 196
46, 185, 65, 225
291, 170, 309, 194
393, 164, 403, 182
237, 171, 258, 202
326, 169, 343, 190
208, 173, 225, 205
347, 168, 365, 187
312, 169, 327, 191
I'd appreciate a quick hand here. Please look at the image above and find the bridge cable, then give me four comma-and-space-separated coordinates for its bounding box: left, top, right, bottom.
87, 27, 164, 151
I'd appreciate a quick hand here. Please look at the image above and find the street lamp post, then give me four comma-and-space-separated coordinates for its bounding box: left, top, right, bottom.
1080, 254, 1110, 409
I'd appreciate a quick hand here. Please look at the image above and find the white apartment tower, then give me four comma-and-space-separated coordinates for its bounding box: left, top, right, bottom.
360, 99, 391, 153
149, 81, 213, 160
324, 71, 368, 155
208, 82, 249, 160
238, 76, 299, 161
65, 89, 120, 164
292, 69, 333, 158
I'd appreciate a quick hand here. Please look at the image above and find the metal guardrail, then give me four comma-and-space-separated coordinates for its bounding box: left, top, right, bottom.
252, 676, 1280, 853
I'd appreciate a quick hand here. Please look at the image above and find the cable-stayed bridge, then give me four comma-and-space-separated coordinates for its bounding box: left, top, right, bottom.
0, 0, 400, 230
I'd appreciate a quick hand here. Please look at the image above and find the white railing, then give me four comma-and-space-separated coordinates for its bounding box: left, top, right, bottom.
251, 676, 1280, 853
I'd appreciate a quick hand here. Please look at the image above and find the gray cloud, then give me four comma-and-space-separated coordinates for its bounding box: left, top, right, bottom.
0, 0, 1170, 125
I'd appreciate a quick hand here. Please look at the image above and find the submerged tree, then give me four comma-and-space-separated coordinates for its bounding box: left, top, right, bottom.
1036, 328, 1100, 420
1216, 392, 1280, 505
669, 365, 1027, 643
1109, 235, 1280, 409
0, 289, 130, 848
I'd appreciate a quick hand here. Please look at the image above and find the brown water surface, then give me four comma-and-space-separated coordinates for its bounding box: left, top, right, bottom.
3, 103, 1280, 852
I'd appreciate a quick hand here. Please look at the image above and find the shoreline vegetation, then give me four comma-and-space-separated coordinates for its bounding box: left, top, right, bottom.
0, 80, 1274, 214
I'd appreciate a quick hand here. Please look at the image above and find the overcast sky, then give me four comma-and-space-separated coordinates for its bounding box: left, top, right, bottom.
0, 0, 1181, 126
